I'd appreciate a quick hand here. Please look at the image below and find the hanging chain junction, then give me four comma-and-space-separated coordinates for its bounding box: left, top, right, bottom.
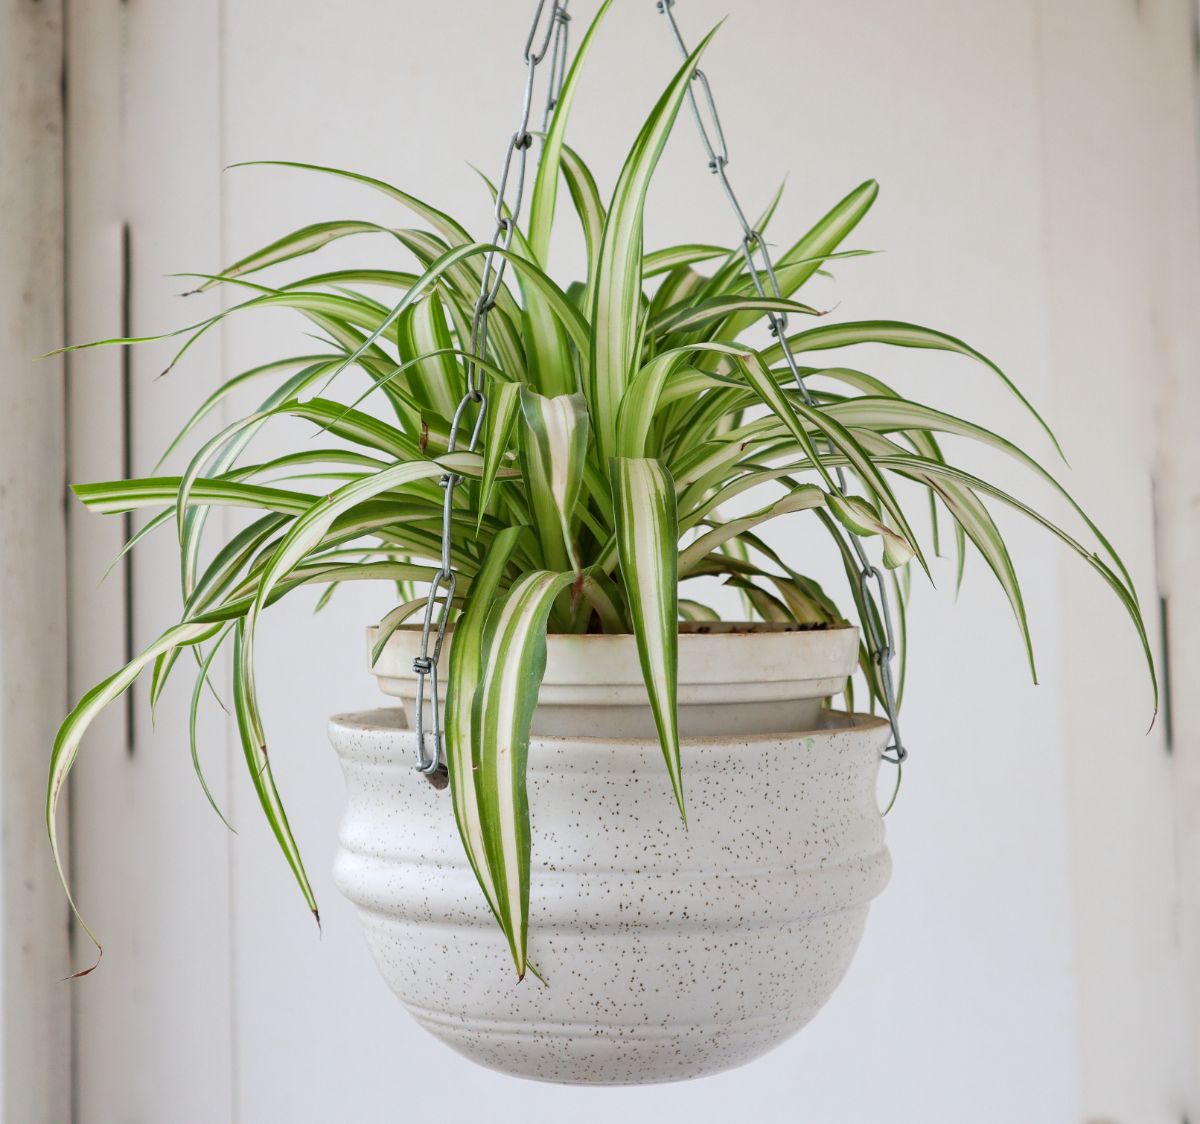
656, 0, 907, 765
414, 0, 904, 774
411, 1, 572, 775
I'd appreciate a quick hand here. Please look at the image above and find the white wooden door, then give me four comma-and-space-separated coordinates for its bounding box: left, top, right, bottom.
64, 2, 1198, 1121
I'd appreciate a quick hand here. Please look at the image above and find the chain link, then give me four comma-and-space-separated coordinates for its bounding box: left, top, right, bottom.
411, 0, 572, 776
656, 0, 907, 765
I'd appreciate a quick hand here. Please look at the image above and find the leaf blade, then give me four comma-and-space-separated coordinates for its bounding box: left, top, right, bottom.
610, 457, 684, 819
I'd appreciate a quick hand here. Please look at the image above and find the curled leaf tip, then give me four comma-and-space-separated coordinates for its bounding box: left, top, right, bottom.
62, 946, 103, 982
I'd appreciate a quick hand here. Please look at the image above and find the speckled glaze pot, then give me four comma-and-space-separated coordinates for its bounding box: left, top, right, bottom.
330, 628, 892, 1085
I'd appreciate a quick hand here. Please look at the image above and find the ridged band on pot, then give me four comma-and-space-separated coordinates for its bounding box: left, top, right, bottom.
368, 622, 860, 739
330, 706, 891, 1085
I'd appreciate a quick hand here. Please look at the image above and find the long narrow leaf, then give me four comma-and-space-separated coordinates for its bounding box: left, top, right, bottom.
610, 457, 684, 819
518, 390, 589, 574
48, 618, 223, 973
590, 28, 717, 465
444, 526, 525, 935
474, 569, 572, 978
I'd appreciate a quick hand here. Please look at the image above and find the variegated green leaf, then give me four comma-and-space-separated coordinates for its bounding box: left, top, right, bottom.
236, 461, 447, 808
478, 380, 522, 530
443, 526, 526, 935
651, 294, 819, 338
48, 618, 224, 973
195, 220, 382, 290
590, 28, 717, 465
232, 621, 319, 923
528, 0, 614, 265
474, 569, 573, 977
762, 319, 1064, 459
559, 143, 606, 309
679, 486, 825, 575
519, 389, 589, 574
720, 179, 878, 337
826, 493, 914, 569
396, 290, 464, 418
610, 457, 684, 819
643, 243, 728, 277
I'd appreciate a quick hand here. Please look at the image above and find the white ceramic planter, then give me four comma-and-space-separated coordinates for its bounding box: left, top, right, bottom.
331, 627, 892, 1085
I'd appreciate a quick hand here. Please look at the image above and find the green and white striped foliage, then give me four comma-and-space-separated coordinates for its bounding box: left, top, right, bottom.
518, 389, 589, 575
610, 456, 684, 819
48, 1, 1156, 975
473, 569, 573, 977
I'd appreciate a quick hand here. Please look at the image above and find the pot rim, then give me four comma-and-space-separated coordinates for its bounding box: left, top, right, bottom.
329, 705, 889, 749
372, 619, 857, 641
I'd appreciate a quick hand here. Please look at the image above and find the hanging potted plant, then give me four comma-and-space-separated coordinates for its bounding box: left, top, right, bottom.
50, 0, 1155, 1086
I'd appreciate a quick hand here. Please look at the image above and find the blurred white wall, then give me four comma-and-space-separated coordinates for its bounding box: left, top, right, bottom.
51, 1, 1199, 1122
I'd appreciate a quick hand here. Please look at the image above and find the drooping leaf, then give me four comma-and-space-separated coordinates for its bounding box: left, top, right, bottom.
679, 486, 825, 575
443, 526, 526, 935
762, 319, 1065, 459
231, 621, 319, 923
610, 457, 684, 819
48, 618, 224, 973
474, 569, 573, 977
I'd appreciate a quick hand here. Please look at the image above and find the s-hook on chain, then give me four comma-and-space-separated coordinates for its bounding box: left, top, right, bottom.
411, 0, 573, 777
655, 0, 907, 766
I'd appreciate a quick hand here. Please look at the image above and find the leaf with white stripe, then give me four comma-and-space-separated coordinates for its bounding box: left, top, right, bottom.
826, 493, 915, 569
590, 28, 717, 465
527, 0, 614, 265
232, 621, 319, 924
477, 381, 522, 531
720, 179, 878, 337
474, 569, 573, 978
518, 389, 589, 575
610, 457, 684, 820
679, 486, 825, 575
48, 618, 223, 973
396, 290, 464, 419
761, 319, 1064, 459
443, 526, 525, 933
642, 243, 728, 277
237, 461, 446, 792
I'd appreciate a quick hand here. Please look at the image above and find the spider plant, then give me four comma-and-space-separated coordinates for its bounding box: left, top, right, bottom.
50, 5, 1154, 979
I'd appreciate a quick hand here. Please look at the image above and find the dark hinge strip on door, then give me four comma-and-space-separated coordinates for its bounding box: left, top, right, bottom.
1151, 475, 1175, 755
121, 221, 135, 756
1158, 592, 1174, 753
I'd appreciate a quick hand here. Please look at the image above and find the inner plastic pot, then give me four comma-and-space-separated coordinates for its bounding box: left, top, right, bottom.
368, 621, 859, 738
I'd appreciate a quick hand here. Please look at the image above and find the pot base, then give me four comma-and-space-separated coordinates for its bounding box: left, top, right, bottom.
330, 708, 891, 1085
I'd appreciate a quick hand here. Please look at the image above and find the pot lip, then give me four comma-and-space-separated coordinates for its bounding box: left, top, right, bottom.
329, 705, 889, 748
370, 620, 858, 646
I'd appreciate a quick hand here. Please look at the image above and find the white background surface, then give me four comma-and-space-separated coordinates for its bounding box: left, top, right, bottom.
56, 1, 1199, 1121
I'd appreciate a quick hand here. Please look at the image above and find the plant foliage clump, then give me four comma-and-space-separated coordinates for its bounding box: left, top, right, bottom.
49, 6, 1154, 977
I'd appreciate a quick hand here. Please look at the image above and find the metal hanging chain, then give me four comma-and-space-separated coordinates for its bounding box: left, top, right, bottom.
655, 0, 907, 766
411, 0, 573, 776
